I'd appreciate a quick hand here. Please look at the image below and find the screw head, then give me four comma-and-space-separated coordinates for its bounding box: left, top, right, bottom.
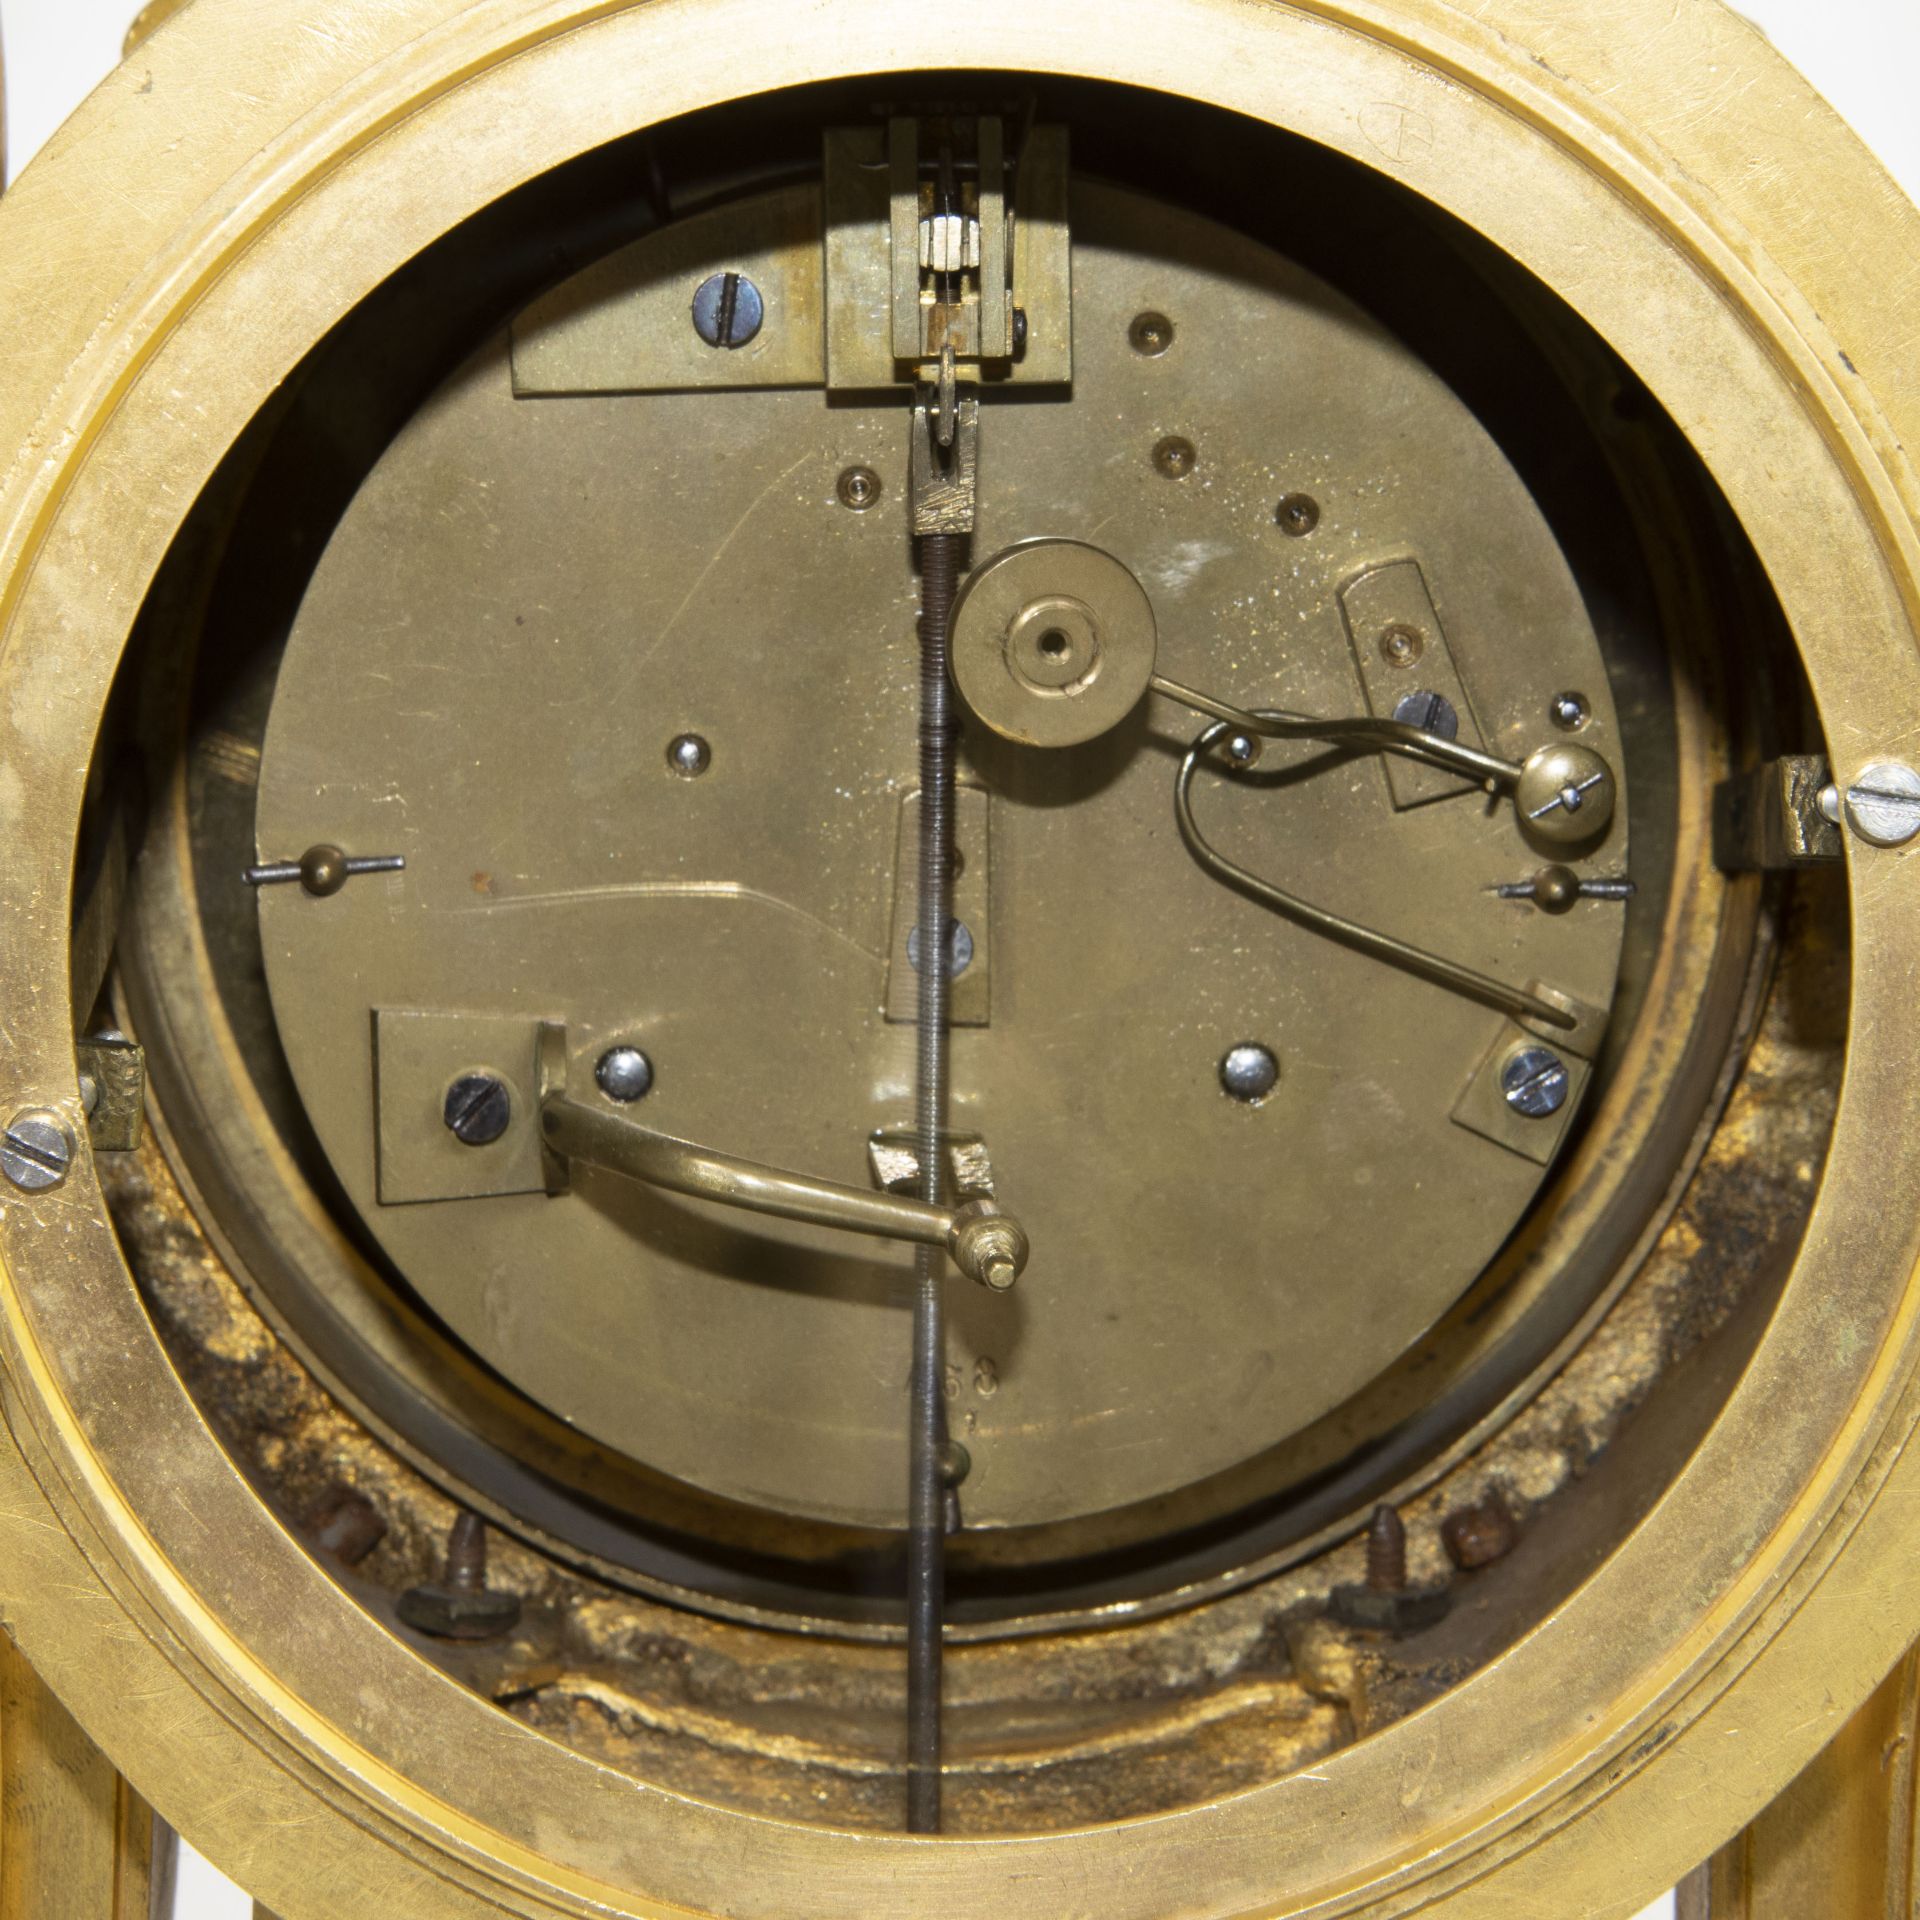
1, 1111, 72, 1192
939, 1439, 973, 1489
690, 270, 764, 349
1516, 742, 1617, 845
1219, 731, 1262, 769
1501, 1046, 1570, 1119
1129, 311, 1175, 356
1219, 1043, 1280, 1103
1549, 690, 1591, 732
1152, 435, 1197, 478
298, 843, 350, 897
907, 919, 975, 979
667, 732, 712, 778
836, 465, 881, 511
443, 1074, 511, 1147
595, 1046, 655, 1103
1276, 492, 1321, 537
1392, 689, 1459, 741
1378, 623, 1425, 669
1843, 762, 1920, 847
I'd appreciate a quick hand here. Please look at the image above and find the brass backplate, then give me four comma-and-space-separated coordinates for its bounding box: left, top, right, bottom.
255, 179, 1627, 1533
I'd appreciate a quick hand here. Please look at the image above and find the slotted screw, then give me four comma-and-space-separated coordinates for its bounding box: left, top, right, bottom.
443, 1074, 511, 1147
1842, 762, 1920, 848
1, 1111, 72, 1193
691, 271, 764, 349
1502, 1046, 1570, 1119
1392, 690, 1459, 741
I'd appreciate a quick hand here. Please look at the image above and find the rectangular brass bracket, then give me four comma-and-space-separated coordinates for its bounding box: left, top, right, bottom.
1450, 1021, 1593, 1166
1713, 756, 1843, 871
511, 183, 827, 396
511, 121, 1070, 398
909, 390, 980, 535
75, 1038, 144, 1153
1450, 986, 1605, 1166
372, 1009, 551, 1205
1340, 559, 1488, 810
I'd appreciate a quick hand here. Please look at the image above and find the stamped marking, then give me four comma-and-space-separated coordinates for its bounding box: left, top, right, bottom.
1359, 102, 1436, 164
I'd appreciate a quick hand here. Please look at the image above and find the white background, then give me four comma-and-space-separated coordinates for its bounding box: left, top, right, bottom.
4, 2, 1916, 1916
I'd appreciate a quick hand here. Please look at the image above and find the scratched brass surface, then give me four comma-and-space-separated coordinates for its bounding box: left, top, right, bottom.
1679, 1643, 1920, 1918
0, 3, 1913, 1919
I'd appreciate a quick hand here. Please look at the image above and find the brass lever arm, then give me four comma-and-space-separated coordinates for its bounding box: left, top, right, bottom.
1150, 673, 1523, 787
538, 1092, 1027, 1290
1172, 718, 1578, 1031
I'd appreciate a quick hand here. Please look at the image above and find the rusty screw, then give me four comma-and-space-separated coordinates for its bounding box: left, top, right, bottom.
1329, 1504, 1451, 1635
1365, 1502, 1407, 1590
1442, 1491, 1520, 1570
398, 1512, 522, 1642
304, 1488, 388, 1567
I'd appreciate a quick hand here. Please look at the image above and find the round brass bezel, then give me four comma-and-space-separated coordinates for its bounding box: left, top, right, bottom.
0, 2, 1916, 1916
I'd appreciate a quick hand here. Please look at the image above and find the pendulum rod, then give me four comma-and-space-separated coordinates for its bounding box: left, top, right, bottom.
904, 128, 985, 1833
907, 139, 964, 1833
908, 529, 963, 1833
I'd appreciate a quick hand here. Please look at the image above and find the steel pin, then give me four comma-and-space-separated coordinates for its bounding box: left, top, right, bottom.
244, 844, 405, 897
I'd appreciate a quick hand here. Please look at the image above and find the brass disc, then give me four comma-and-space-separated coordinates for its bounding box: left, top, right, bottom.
950, 538, 1159, 748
